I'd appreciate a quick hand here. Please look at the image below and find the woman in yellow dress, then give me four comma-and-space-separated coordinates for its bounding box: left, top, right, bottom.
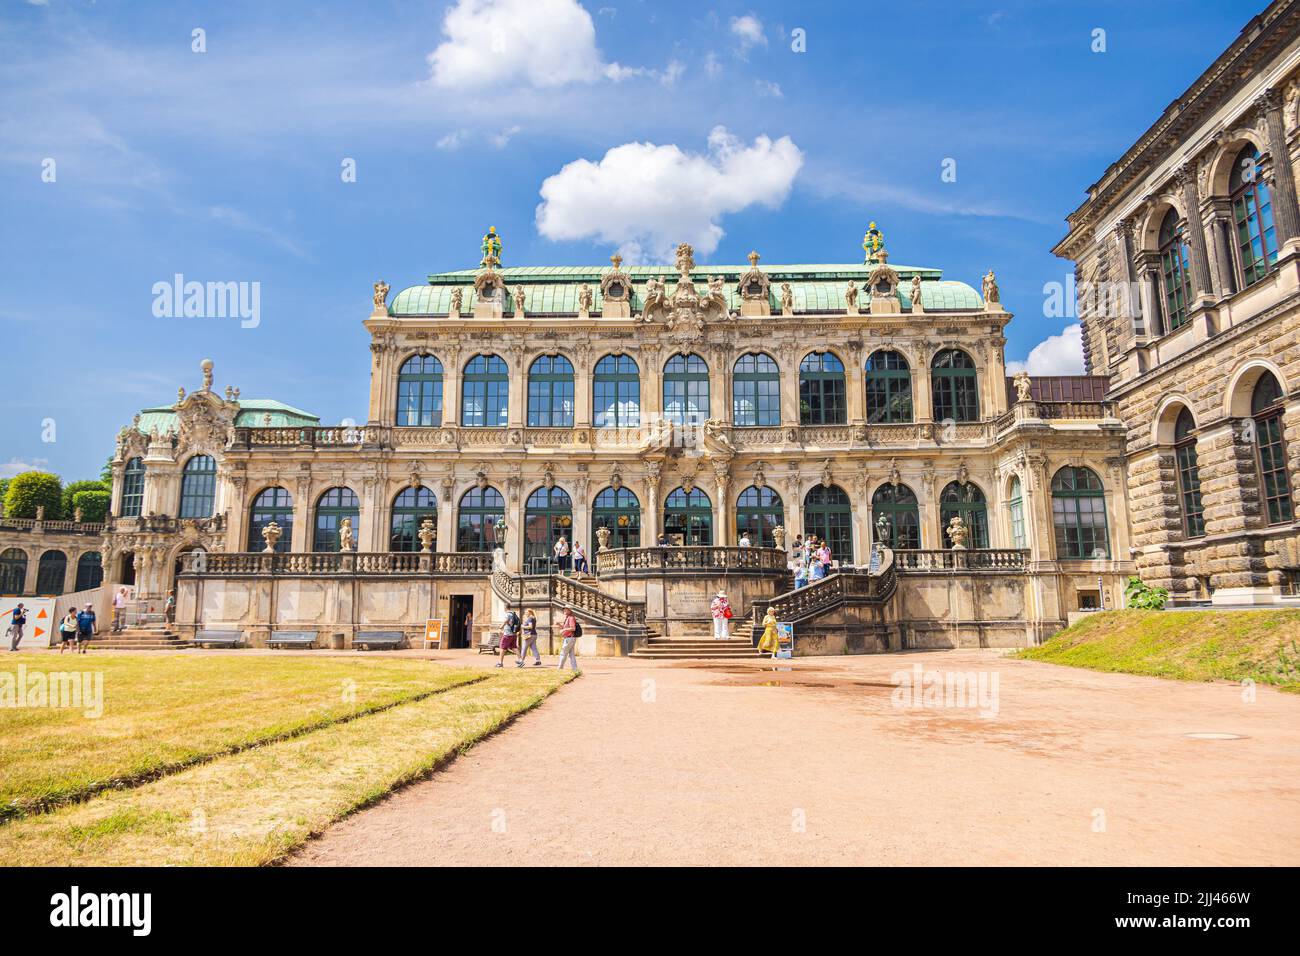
757, 609, 780, 657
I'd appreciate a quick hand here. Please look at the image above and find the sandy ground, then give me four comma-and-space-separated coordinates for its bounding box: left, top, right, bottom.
283, 648, 1300, 867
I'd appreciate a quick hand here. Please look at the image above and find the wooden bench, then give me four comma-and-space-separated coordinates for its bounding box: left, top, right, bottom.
353, 630, 404, 651
477, 632, 502, 654
267, 630, 317, 649
193, 630, 244, 649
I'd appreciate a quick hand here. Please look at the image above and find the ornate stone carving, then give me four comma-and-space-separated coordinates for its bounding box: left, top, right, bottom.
338, 518, 354, 552
601, 253, 633, 318
946, 513, 969, 550
845, 280, 860, 315
449, 287, 463, 315
780, 282, 794, 316
1014, 370, 1033, 403
373, 280, 390, 313
577, 284, 593, 316
261, 521, 282, 553
982, 269, 1000, 307
737, 250, 771, 316
910, 274, 924, 314
418, 517, 436, 552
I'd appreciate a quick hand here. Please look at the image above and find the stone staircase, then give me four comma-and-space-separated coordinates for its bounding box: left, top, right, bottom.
629, 636, 762, 659
91, 614, 190, 651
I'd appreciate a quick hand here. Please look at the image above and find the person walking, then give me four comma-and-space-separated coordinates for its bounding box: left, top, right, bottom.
164, 589, 176, 626
111, 587, 129, 633
572, 542, 588, 575
558, 605, 580, 672
7, 603, 27, 651
758, 607, 780, 657
517, 608, 541, 667
553, 535, 570, 574
710, 590, 733, 640
793, 555, 808, 589
58, 609, 80, 654
496, 606, 520, 668
77, 603, 97, 654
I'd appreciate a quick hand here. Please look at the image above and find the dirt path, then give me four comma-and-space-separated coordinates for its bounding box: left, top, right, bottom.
289, 649, 1300, 866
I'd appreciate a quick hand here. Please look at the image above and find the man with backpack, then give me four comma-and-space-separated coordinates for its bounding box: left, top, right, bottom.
496, 607, 521, 668
558, 604, 580, 673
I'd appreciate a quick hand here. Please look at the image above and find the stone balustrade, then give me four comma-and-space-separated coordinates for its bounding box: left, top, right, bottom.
893, 548, 1029, 572
595, 545, 789, 576
180, 550, 494, 576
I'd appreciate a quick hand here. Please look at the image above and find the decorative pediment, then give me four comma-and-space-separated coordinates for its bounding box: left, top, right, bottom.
867, 249, 901, 315
737, 250, 771, 316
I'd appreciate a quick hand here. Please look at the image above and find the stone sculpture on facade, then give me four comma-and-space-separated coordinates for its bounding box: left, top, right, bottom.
875, 512, 891, 547
596, 525, 612, 552
780, 283, 794, 316
261, 521, 282, 553
449, 287, 463, 315
772, 524, 787, 550
577, 284, 593, 316
372, 280, 390, 312
418, 517, 436, 552
946, 514, 969, 550
910, 273, 924, 313
982, 269, 1000, 306
338, 517, 354, 552
1014, 370, 1033, 403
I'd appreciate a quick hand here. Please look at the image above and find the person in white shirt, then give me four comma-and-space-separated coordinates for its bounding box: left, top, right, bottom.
553, 535, 571, 573
738, 532, 752, 547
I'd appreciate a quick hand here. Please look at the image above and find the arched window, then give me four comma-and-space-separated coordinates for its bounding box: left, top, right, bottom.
663, 353, 710, 426
527, 355, 575, 427
179, 455, 217, 518
663, 487, 712, 545
872, 483, 920, 550
593, 355, 640, 428
457, 486, 505, 552
396, 354, 444, 426
591, 487, 641, 552
931, 349, 979, 423
120, 457, 144, 517
803, 485, 852, 560
313, 487, 360, 552
736, 485, 784, 548
1051, 467, 1110, 559
1174, 408, 1205, 538
247, 487, 293, 552
940, 482, 989, 549
524, 486, 573, 568
1008, 477, 1027, 549
389, 486, 438, 552
1252, 371, 1293, 524
0, 549, 27, 594
461, 355, 509, 427
1230, 145, 1277, 288
865, 350, 913, 423
75, 552, 103, 592
800, 352, 847, 425
1158, 208, 1192, 332
36, 550, 66, 595
732, 353, 780, 426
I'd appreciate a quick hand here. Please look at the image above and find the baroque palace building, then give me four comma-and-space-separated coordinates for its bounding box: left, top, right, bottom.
1054, 0, 1300, 606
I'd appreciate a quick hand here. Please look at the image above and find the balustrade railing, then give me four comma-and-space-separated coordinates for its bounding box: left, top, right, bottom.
750, 550, 897, 625
595, 545, 788, 576
489, 565, 647, 629
181, 550, 493, 576
893, 548, 1028, 572
0, 516, 105, 534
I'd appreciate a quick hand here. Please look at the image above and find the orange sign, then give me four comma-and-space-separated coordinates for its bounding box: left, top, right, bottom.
423, 618, 444, 649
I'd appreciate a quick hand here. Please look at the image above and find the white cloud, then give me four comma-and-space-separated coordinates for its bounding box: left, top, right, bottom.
436, 129, 470, 150
535, 125, 804, 261
755, 79, 782, 98
704, 52, 722, 79
428, 0, 625, 90
489, 125, 523, 148
1006, 323, 1084, 375
0, 458, 51, 479
730, 14, 767, 53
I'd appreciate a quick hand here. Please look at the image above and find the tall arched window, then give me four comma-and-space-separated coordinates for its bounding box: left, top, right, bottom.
593, 355, 640, 428
390, 485, 438, 552
525, 486, 573, 568
663, 353, 710, 426
931, 349, 979, 423
1158, 208, 1192, 332
527, 355, 575, 427
1051, 467, 1110, 559
736, 485, 784, 548
1230, 144, 1277, 288
396, 354, 444, 426
865, 350, 913, 423
732, 353, 780, 426
1174, 408, 1205, 538
663, 487, 712, 545
799, 352, 847, 425
247, 487, 293, 552
36, 550, 66, 595
940, 482, 989, 548
461, 355, 509, 427
872, 483, 920, 550
313, 487, 360, 552
457, 486, 505, 552
0, 549, 27, 594
179, 455, 217, 518
1008, 477, 1027, 549
803, 485, 852, 560
591, 487, 641, 552
75, 552, 104, 592
1252, 371, 1293, 524
120, 457, 144, 517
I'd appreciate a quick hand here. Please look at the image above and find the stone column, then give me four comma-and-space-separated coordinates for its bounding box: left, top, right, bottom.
438, 477, 456, 555
852, 479, 873, 551
1261, 88, 1300, 249
1205, 201, 1238, 297
919, 475, 940, 549
574, 351, 592, 431
643, 462, 661, 542
846, 351, 866, 425
1177, 165, 1215, 299
913, 355, 933, 425
442, 348, 461, 427
290, 480, 311, 552
507, 351, 526, 429
505, 484, 524, 573
642, 349, 662, 420
570, 478, 591, 559
713, 465, 732, 547
1136, 256, 1164, 337
984, 336, 1009, 418
1114, 219, 1143, 339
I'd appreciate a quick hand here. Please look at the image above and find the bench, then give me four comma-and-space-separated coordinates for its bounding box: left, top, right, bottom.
268, 630, 317, 649
477, 632, 502, 654
353, 630, 405, 651
193, 630, 244, 649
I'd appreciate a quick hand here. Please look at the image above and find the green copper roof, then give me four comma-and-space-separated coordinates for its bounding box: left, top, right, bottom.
135, 399, 320, 435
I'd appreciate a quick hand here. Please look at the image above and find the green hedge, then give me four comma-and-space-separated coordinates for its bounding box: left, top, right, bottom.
61, 479, 108, 518
71, 489, 111, 523
3, 472, 63, 520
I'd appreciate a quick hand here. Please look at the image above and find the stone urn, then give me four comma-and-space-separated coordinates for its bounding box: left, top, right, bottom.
596, 526, 612, 552
261, 520, 282, 553
946, 514, 968, 551
418, 517, 436, 553
772, 524, 786, 550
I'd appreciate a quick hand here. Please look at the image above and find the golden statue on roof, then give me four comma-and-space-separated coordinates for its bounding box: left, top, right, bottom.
480, 226, 502, 268
863, 222, 885, 264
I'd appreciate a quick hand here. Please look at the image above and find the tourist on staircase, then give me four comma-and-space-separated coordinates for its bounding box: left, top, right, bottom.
572, 542, 588, 575
758, 608, 780, 657
553, 535, 571, 575
793, 556, 808, 589
711, 591, 733, 640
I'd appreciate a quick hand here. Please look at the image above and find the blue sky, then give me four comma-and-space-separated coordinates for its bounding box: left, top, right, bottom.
0, 0, 1266, 481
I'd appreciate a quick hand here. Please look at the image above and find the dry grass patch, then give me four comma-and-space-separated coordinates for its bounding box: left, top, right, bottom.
0, 668, 573, 866
0, 655, 482, 819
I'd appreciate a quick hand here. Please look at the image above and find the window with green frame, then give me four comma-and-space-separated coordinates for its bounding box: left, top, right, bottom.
663, 353, 710, 425
1050, 467, 1110, 559
390, 485, 438, 552
872, 483, 919, 549
865, 350, 913, 423
799, 352, 847, 425
75, 552, 103, 591
732, 353, 780, 426
461, 354, 509, 427
803, 484, 852, 560
120, 457, 145, 517
396, 354, 444, 426
457, 486, 505, 552
1231, 144, 1277, 288
663, 486, 712, 545
1252, 371, 1293, 525
593, 355, 640, 429
591, 486, 640, 552
735, 485, 783, 548
1158, 208, 1192, 332
179, 455, 217, 518
1174, 408, 1205, 538
312, 486, 360, 552
527, 355, 575, 427
247, 487, 293, 553
1008, 476, 1027, 549
0, 548, 26, 594
524, 486, 573, 568
931, 349, 979, 423
36, 550, 66, 595
940, 481, 989, 548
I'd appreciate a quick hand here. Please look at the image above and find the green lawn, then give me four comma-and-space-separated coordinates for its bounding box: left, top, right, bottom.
1017, 609, 1300, 692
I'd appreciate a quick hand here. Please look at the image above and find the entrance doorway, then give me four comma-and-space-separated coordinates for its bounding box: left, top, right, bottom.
448, 595, 474, 649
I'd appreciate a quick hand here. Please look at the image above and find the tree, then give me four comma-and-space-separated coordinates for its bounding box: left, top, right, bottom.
3, 472, 63, 519
62, 479, 108, 518
71, 489, 111, 523
0, 477, 9, 512
100, 457, 113, 485
1124, 576, 1169, 610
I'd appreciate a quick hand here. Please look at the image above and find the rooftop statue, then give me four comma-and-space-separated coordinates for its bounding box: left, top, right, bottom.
982, 268, 1000, 304
674, 242, 695, 277
373, 280, 390, 311
863, 221, 885, 263
481, 226, 502, 267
